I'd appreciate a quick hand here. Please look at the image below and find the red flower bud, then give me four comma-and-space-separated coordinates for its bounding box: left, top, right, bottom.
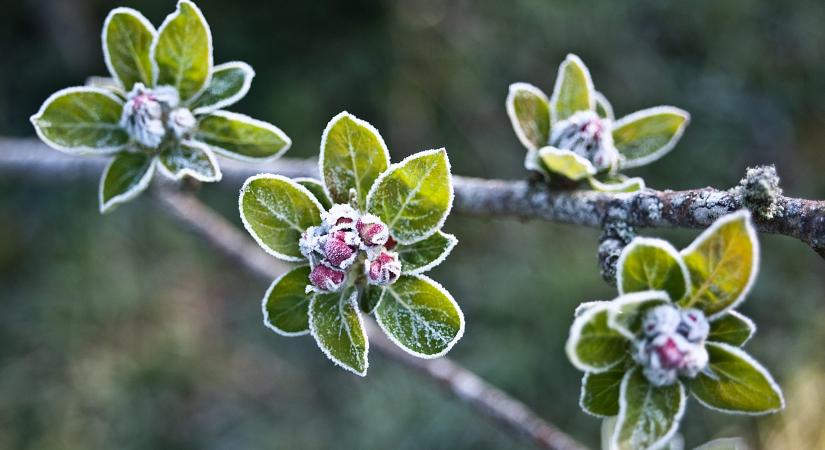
309, 265, 346, 292
365, 251, 401, 286
323, 236, 356, 268
356, 214, 389, 247
654, 337, 685, 369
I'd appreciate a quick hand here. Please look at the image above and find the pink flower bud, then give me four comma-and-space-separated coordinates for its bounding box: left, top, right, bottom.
654, 337, 685, 369
356, 214, 389, 247
365, 251, 401, 286
323, 236, 356, 268
309, 265, 346, 292
323, 204, 359, 229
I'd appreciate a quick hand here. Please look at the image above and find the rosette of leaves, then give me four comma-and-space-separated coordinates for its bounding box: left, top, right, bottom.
566, 211, 783, 450
239, 111, 463, 376
506, 54, 690, 192
601, 419, 748, 450
30, 1, 291, 213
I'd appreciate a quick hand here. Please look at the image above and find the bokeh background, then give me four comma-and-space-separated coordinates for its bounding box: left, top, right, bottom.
2, 0, 825, 449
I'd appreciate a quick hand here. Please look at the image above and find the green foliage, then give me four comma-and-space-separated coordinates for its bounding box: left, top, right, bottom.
505, 53, 690, 189
99, 151, 155, 213
31, 1, 290, 213
241, 112, 462, 375
566, 212, 782, 450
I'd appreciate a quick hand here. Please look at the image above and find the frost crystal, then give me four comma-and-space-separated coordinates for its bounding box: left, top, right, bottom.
550, 110, 619, 171
634, 305, 710, 386
120, 83, 195, 148
300, 203, 399, 292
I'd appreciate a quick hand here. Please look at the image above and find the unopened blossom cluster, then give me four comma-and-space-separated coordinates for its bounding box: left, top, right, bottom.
120, 83, 196, 149
550, 110, 619, 172
299, 204, 401, 293
634, 304, 710, 386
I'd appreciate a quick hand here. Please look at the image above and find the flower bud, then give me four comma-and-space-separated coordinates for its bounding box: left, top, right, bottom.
323, 235, 357, 269
549, 110, 619, 171
121, 83, 167, 148
323, 204, 359, 229
678, 308, 709, 343
642, 305, 681, 338
365, 250, 401, 286
356, 214, 389, 247
299, 225, 326, 267
635, 304, 711, 386
308, 265, 346, 292
169, 107, 196, 139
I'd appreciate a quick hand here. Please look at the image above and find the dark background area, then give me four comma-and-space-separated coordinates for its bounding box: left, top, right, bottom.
2, 1, 825, 448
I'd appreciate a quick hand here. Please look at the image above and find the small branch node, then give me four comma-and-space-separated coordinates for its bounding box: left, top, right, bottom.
734, 165, 784, 219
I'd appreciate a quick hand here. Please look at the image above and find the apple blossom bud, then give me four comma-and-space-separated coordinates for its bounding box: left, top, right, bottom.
356, 214, 389, 247
169, 107, 196, 138
365, 251, 401, 286
308, 265, 346, 292
549, 110, 619, 171
323, 204, 359, 229
678, 308, 710, 343
121, 83, 167, 148
323, 236, 357, 269
635, 304, 711, 386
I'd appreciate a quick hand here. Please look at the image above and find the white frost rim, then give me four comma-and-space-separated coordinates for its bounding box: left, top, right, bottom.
549, 53, 596, 124
198, 110, 292, 162
616, 237, 691, 300
292, 177, 331, 209
156, 139, 223, 183
374, 274, 465, 359
30, 86, 127, 156
365, 148, 454, 245
574, 300, 610, 318
615, 106, 691, 169
400, 232, 458, 276
587, 176, 646, 193
593, 90, 615, 121
579, 371, 624, 418
565, 300, 626, 374
680, 210, 760, 320
318, 111, 391, 204
238, 173, 324, 262
261, 265, 311, 337
102, 7, 158, 89
691, 341, 785, 415
708, 310, 756, 346
308, 288, 369, 377
538, 146, 597, 180
98, 153, 157, 214
505, 82, 550, 151
150, 0, 214, 102
192, 61, 256, 115
612, 367, 686, 450
606, 290, 672, 341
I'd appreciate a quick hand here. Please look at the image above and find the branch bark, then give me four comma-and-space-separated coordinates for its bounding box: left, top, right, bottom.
2, 137, 823, 257
152, 186, 589, 450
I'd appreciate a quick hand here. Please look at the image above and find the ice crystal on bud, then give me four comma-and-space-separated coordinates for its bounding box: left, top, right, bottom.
357, 214, 389, 248
308, 265, 346, 293
365, 250, 401, 286
634, 304, 710, 386
550, 110, 619, 171
120, 83, 196, 148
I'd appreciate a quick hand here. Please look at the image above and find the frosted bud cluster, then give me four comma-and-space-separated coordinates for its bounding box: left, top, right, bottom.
120, 83, 196, 148
299, 204, 400, 293
549, 110, 619, 171
634, 304, 710, 386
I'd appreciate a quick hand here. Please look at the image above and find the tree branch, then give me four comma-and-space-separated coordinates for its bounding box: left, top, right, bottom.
2, 137, 823, 257
152, 186, 589, 450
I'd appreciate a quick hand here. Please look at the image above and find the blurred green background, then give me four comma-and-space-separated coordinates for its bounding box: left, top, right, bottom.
2, 0, 825, 449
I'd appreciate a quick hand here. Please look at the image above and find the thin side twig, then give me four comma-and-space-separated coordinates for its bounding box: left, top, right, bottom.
3, 137, 823, 257
152, 186, 589, 450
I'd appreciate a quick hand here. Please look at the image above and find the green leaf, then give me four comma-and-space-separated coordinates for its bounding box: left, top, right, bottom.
538, 147, 596, 181
612, 367, 685, 450
195, 111, 291, 161
31, 87, 128, 154
295, 178, 333, 210
309, 287, 369, 376
617, 238, 690, 301
239, 175, 323, 261
262, 266, 312, 336
366, 149, 452, 244
361, 284, 385, 314
99, 151, 156, 214
613, 106, 690, 169
152, 0, 212, 101
191, 61, 255, 114
680, 211, 759, 318
588, 175, 645, 193
566, 302, 628, 373
689, 342, 784, 414
319, 111, 390, 206
375, 275, 464, 358
157, 140, 221, 182
580, 365, 626, 417
550, 54, 595, 122
102, 7, 156, 90
607, 291, 671, 340
506, 83, 551, 150
708, 311, 755, 347
693, 437, 749, 450
594, 91, 614, 121
395, 231, 457, 275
